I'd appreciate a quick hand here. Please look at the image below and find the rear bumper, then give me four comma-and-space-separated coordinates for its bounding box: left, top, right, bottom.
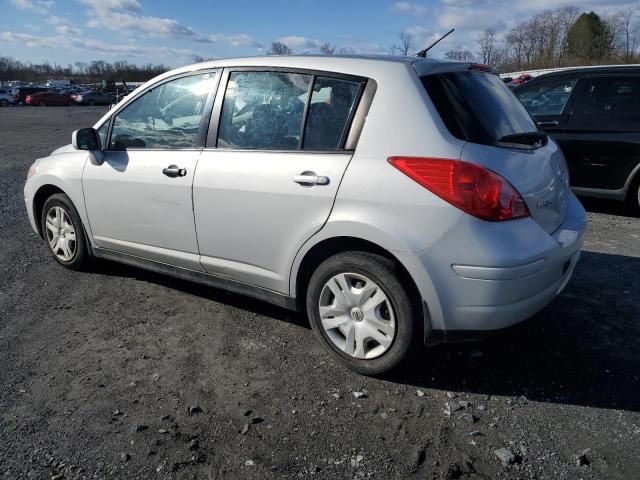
397, 193, 587, 338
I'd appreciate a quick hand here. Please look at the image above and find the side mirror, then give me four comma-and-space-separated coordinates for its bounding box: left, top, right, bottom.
72, 128, 100, 151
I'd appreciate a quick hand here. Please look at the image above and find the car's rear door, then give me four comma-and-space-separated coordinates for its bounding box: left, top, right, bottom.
193, 68, 367, 293
82, 70, 219, 270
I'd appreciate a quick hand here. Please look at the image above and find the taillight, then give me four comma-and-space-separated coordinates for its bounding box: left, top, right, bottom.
388, 157, 529, 221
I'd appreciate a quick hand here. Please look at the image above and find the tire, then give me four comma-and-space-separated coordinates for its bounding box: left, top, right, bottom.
39, 100, 46, 106
88, 99, 95, 106
0, 99, 7, 107
306, 251, 421, 375
68, 100, 75, 106
40, 193, 89, 270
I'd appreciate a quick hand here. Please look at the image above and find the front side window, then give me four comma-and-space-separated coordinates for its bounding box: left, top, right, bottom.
581, 77, 640, 115
515, 79, 577, 116
303, 77, 361, 150
110, 72, 217, 149
218, 71, 312, 150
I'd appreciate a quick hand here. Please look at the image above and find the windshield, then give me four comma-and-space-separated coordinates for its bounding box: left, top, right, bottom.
422, 71, 538, 146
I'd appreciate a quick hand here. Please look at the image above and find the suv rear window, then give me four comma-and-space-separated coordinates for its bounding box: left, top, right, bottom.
422, 71, 537, 146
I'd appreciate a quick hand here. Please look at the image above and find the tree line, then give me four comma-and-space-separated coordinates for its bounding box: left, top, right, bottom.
271, 6, 640, 73
0, 57, 168, 83
446, 6, 640, 72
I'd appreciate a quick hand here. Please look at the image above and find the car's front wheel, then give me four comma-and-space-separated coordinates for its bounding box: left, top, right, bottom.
306, 251, 420, 375
40, 193, 89, 270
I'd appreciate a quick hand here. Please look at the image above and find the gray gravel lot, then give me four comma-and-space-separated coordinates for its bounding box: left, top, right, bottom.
0, 107, 639, 479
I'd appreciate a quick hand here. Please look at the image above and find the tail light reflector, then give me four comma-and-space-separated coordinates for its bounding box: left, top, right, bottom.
388, 157, 529, 221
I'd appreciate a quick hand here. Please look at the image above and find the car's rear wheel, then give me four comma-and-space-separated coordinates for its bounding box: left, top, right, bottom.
40, 194, 89, 270
38, 100, 46, 106
627, 174, 640, 213
68, 100, 75, 106
88, 99, 95, 106
306, 251, 420, 375
0, 99, 8, 107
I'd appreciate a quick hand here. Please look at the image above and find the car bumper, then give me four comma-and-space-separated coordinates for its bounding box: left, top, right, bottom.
397, 193, 587, 338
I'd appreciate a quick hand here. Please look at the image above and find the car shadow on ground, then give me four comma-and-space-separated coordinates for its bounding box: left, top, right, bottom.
92, 250, 640, 413
578, 195, 639, 218
386, 250, 640, 413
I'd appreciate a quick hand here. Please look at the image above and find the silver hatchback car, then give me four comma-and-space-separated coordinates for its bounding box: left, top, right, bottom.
24, 56, 587, 374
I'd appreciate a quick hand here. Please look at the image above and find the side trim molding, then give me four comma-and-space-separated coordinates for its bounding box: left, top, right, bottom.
92, 247, 298, 311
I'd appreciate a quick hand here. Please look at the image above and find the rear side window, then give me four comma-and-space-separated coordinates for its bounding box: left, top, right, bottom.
581, 77, 640, 115
515, 79, 577, 116
422, 71, 537, 146
303, 77, 361, 150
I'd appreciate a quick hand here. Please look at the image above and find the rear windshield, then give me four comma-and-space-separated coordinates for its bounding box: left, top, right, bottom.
422, 71, 537, 146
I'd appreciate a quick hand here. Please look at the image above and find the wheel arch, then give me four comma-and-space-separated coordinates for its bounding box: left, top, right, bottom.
33, 184, 66, 238
292, 236, 423, 321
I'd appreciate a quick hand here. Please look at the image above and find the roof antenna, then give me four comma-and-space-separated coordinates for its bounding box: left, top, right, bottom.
416, 28, 455, 58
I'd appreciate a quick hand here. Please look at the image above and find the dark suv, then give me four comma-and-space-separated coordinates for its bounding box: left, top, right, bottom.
514, 66, 640, 210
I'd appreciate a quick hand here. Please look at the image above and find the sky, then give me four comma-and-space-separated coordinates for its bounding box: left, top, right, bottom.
0, 0, 636, 67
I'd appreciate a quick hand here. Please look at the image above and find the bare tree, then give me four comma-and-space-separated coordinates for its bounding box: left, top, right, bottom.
391, 32, 415, 56
320, 42, 336, 55
445, 48, 474, 62
476, 29, 498, 65
269, 41, 293, 55
612, 7, 640, 63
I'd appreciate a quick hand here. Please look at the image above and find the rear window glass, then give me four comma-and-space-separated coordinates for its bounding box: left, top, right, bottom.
422, 71, 537, 146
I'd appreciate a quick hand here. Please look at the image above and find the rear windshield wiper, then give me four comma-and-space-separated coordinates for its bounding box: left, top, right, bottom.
495, 131, 548, 150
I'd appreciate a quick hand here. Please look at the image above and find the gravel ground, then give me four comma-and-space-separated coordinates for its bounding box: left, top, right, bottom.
1, 107, 639, 480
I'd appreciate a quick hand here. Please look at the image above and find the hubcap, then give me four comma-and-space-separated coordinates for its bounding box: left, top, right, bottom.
45, 206, 77, 261
318, 273, 396, 360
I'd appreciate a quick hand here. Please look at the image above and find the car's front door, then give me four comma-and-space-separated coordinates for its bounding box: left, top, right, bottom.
82, 70, 219, 270
193, 69, 366, 293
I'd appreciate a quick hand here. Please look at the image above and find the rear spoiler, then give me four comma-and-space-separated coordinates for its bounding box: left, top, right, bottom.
413, 61, 498, 77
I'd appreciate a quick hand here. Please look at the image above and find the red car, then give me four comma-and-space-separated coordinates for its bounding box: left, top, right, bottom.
25, 90, 75, 106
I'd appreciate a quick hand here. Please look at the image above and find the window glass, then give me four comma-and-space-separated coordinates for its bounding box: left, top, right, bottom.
515, 79, 576, 116
581, 77, 640, 115
422, 72, 538, 146
218, 71, 312, 150
97, 122, 108, 148
110, 72, 216, 149
303, 77, 361, 150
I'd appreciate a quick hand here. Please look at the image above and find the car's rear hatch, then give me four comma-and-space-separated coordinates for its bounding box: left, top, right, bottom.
417, 63, 570, 233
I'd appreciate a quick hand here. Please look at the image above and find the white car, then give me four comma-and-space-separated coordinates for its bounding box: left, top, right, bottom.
0, 88, 15, 106
24, 56, 587, 374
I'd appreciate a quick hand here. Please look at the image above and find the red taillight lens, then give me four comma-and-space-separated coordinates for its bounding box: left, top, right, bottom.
388, 157, 529, 221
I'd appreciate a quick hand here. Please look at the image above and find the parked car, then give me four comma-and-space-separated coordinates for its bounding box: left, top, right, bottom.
23, 56, 586, 374
25, 90, 75, 106
507, 73, 533, 88
13, 86, 49, 104
0, 88, 15, 106
514, 66, 640, 210
72, 91, 114, 106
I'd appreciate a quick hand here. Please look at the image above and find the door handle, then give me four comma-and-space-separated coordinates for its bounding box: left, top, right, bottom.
537, 120, 559, 128
293, 171, 330, 186
162, 165, 187, 178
